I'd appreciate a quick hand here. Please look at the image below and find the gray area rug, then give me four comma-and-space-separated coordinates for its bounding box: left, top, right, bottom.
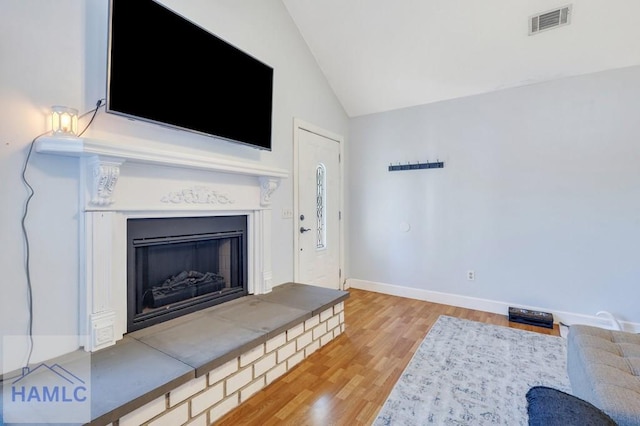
374, 315, 571, 425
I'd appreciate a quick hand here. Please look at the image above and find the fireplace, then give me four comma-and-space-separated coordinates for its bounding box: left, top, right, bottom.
127, 215, 248, 331
35, 135, 286, 351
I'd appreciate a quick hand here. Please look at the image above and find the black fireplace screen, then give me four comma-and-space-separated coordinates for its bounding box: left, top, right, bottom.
127, 215, 248, 332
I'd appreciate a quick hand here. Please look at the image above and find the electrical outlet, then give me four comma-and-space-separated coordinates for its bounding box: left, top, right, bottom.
282, 208, 293, 219
467, 270, 475, 281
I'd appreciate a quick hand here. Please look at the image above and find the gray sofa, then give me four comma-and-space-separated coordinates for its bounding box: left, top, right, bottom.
567, 324, 640, 425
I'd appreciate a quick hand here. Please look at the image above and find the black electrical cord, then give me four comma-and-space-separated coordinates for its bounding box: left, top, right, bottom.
78, 98, 105, 137
19, 132, 47, 375
11, 98, 106, 379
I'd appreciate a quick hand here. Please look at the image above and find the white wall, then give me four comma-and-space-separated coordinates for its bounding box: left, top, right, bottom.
0, 0, 347, 374
348, 65, 640, 326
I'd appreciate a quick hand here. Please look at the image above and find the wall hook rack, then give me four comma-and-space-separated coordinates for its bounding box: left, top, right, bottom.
388, 160, 444, 172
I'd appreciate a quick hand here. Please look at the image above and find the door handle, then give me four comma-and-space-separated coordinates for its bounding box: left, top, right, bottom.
300, 227, 311, 233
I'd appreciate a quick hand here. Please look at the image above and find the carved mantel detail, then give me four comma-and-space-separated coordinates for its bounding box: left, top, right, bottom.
259, 177, 280, 207
89, 156, 123, 206
161, 186, 235, 205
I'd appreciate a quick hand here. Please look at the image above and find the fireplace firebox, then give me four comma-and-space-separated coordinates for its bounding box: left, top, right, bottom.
127, 215, 248, 332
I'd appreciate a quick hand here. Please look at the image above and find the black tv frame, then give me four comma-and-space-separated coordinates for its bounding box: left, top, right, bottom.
106, 0, 274, 151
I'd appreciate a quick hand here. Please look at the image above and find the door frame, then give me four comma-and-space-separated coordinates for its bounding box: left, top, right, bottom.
292, 118, 345, 289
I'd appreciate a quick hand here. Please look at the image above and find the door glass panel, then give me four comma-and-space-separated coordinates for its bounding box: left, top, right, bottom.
316, 163, 326, 250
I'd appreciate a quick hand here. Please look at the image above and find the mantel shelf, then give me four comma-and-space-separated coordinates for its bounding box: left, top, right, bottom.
34, 136, 289, 179
34, 136, 286, 207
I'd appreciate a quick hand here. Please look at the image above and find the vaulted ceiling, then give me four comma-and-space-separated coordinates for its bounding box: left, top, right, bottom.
282, 0, 640, 117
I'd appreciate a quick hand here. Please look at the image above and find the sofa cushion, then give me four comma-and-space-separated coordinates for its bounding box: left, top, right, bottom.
567, 325, 640, 426
526, 386, 617, 426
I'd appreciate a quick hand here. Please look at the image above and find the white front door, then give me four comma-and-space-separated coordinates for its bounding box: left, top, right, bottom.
294, 121, 342, 289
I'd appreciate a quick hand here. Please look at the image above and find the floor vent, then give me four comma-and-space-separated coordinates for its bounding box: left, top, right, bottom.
529, 5, 572, 35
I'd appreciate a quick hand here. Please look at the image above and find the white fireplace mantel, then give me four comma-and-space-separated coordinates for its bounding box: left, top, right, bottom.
35, 135, 288, 352
35, 136, 288, 207
35, 136, 288, 178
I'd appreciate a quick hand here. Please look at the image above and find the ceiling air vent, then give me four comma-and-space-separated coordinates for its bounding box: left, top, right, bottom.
529, 5, 572, 35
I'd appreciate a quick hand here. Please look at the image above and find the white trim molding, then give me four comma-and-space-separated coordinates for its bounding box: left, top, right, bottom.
347, 278, 640, 333
35, 136, 287, 208
34, 136, 288, 178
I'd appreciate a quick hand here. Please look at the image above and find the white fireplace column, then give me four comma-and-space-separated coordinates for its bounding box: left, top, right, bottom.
81, 211, 122, 351
35, 136, 288, 352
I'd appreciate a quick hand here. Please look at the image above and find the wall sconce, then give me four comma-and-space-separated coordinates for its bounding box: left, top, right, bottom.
51, 105, 78, 137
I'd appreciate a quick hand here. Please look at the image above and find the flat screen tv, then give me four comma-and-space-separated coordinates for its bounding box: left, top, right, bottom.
106, 0, 273, 150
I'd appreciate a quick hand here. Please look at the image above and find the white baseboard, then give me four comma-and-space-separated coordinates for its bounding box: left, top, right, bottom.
346, 278, 640, 333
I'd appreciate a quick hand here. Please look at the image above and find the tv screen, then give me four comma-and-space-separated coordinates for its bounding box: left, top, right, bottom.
107, 0, 273, 150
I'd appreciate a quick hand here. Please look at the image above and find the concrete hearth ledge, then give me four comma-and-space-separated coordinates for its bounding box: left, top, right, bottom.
0, 283, 348, 425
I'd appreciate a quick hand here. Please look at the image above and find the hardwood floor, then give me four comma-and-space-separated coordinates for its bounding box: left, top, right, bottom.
214, 288, 560, 426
